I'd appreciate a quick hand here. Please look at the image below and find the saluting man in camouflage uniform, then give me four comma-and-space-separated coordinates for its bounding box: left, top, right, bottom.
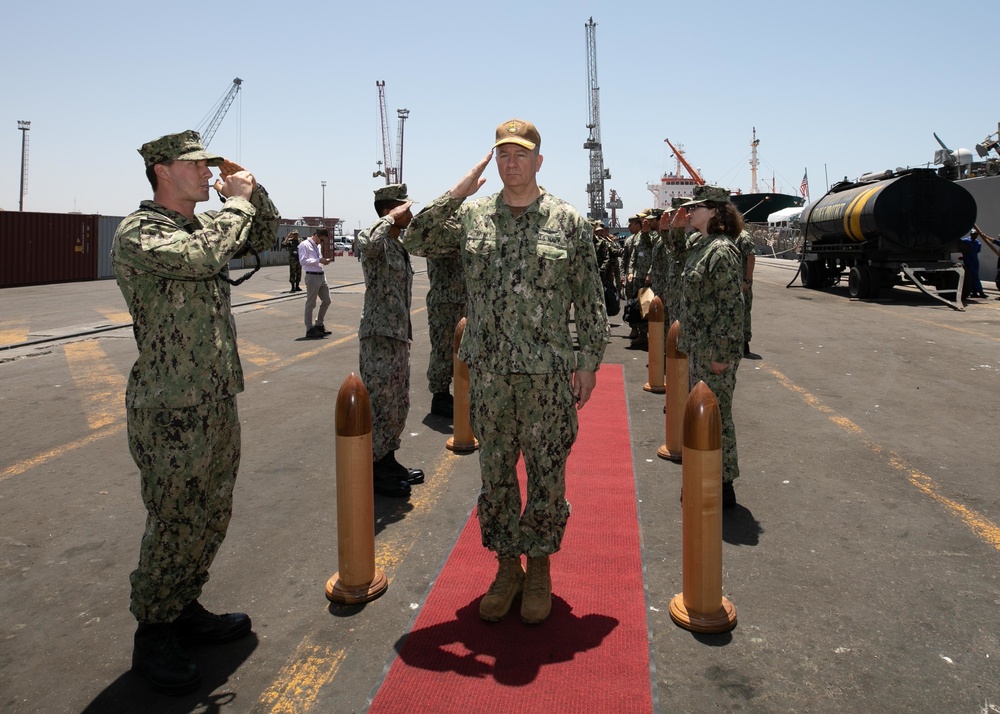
673, 185, 745, 508
358, 184, 425, 498
425, 253, 467, 417
112, 130, 279, 695
405, 119, 607, 625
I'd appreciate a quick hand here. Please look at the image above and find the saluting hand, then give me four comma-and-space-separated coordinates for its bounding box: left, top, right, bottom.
449, 151, 493, 199
671, 207, 690, 229
214, 159, 255, 201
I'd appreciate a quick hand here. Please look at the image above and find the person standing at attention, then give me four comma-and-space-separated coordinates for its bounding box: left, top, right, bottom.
425, 251, 467, 418
405, 119, 607, 625
298, 228, 333, 339
673, 184, 745, 508
112, 130, 279, 695
358, 184, 426, 498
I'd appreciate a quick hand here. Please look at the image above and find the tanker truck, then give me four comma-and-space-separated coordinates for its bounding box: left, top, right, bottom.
797, 168, 977, 309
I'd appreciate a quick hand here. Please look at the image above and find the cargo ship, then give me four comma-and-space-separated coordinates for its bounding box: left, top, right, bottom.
647, 129, 804, 223
727, 128, 804, 223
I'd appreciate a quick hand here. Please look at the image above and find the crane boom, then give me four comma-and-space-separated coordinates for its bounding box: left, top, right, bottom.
375, 81, 397, 186
395, 108, 409, 185
584, 17, 610, 222
199, 78, 242, 148
664, 137, 705, 185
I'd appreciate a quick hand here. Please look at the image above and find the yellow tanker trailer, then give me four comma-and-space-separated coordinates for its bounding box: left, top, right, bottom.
797, 169, 977, 309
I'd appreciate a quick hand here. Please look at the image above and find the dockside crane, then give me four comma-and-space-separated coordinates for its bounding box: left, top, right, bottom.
374, 82, 409, 186
584, 17, 611, 223
664, 138, 705, 186
197, 78, 242, 148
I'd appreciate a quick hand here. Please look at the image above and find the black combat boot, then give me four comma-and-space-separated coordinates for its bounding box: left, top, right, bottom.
386, 450, 424, 484
132, 622, 201, 696
430, 391, 454, 418
174, 600, 252, 645
373, 454, 411, 497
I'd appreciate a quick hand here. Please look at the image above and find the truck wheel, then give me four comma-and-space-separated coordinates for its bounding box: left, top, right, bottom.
848, 266, 872, 299
801, 261, 816, 289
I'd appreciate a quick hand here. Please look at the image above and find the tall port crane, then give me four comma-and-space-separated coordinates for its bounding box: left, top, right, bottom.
197, 78, 242, 148
584, 17, 611, 222
395, 108, 409, 184
373, 82, 409, 185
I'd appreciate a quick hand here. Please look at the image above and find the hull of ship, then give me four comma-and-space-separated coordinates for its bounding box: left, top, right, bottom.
731, 192, 805, 224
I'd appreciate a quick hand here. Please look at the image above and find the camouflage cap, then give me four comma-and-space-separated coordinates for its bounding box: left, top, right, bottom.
138, 130, 224, 169
494, 119, 541, 151
670, 196, 689, 209
628, 214, 644, 224
593, 220, 607, 231
681, 184, 731, 207
374, 183, 412, 203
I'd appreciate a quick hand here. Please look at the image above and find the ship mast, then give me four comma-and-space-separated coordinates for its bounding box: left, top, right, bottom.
750, 127, 760, 194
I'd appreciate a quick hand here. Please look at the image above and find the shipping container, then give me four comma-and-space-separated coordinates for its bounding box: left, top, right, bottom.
97, 215, 125, 279
0, 212, 98, 288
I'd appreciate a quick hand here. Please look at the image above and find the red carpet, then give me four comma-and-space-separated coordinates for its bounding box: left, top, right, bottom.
368, 364, 653, 713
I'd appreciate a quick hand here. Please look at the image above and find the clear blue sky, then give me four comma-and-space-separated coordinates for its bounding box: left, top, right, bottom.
2, 0, 995, 231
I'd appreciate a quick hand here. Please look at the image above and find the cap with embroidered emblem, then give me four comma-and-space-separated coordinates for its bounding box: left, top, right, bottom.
493, 119, 541, 151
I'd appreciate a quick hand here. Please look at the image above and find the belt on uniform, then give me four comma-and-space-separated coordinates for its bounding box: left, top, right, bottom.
306, 271, 324, 275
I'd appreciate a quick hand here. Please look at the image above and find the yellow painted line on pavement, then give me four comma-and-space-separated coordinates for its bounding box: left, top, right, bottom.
764, 363, 1000, 551
1, 302, 428, 482
374, 451, 462, 574
0, 318, 30, 344
1, 336, 355, 482
64, 341, 127, 429
257, 638, 346, 713
95, 308, 133, 324
1, 423, 125, 482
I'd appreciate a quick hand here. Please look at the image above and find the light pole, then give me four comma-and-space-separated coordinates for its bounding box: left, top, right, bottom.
321, 181, 327, 220
18, 120, 30, 212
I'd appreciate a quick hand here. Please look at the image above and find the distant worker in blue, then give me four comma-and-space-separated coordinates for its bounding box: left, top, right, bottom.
962, 230, 987, 300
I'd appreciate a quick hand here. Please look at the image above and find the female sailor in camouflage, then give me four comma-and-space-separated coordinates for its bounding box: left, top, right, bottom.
674, 185, 745, 508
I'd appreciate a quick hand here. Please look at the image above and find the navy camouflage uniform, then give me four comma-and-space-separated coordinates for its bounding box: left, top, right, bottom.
735, 229, 755, 346
677, 231, 744, 482
426, 254, 467, 394
358, 213, 415, 462
405, 189, 607, 558
112, 170, 279, 624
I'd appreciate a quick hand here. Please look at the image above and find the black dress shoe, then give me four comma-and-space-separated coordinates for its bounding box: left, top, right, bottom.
373, 473, 411, 497
174, 601, 252, 645
305, 327, 323, 339
373, 454, 411, 497
132, 622, 201, 696
402, 467, 425, 484
314, 323, 332, 335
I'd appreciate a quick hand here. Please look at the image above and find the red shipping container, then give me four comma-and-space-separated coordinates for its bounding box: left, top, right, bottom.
0, 212, 98, 288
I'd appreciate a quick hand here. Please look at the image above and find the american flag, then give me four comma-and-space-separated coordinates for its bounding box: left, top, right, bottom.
799, 170, 809, 198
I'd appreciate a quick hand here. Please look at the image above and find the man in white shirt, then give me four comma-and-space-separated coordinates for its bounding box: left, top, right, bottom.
297, 228, 334, 339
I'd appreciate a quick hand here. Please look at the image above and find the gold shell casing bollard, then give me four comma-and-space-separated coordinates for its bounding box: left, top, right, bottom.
326, 373, 388, 604
446, 317, 479, 453
643, 295, 665, 394
669, 381, 737, 633
658, 320, 686, 462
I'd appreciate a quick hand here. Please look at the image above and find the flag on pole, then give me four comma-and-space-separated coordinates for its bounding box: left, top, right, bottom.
800, 170, 809, 199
